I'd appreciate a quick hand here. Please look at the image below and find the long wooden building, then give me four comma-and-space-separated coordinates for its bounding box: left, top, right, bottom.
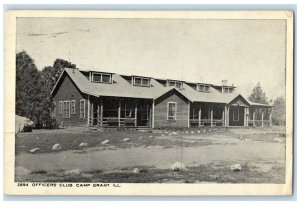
51, 68, 272, 128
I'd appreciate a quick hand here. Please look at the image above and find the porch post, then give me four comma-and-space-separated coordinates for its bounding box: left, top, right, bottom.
87, 95, 90, 126
222, 107, 225, 127
269, 107, 272, 126
227, 107, 230, 127
152, 99, 155, 128
135, 99, 137, 127
210, 106, 213, 127
253, 111, 256, 126
188, 101, 190, 128
97, 103, 100, 127
118, 98, 121, 127
261, 110, 264, 127
100, 98, 103, 127
224, 106, 226, 127
198, 105, 202, 127
244, 107, 247, 127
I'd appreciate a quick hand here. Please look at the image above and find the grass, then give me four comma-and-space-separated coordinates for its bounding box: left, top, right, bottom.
15, 128, 217, 154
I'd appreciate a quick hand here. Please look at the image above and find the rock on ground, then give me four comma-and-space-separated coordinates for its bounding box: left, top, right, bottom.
171, 162, 187, 171
65, 169, 81, 175
133, 168, 140, 174
197, 130, 201, 134
123, 138, 130, 142
79, 142, 88, 147
172, 132, 178, 136
101, 139, 109, 145
29, 148, 40, 153
52, 143, 62, 151
15, 166, 31, 176
230, 164, 242, 171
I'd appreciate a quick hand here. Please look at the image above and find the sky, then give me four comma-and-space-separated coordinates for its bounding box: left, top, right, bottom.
16, 18, 286, 100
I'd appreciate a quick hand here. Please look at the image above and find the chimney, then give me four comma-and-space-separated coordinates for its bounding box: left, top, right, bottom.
221, 80, 228, 86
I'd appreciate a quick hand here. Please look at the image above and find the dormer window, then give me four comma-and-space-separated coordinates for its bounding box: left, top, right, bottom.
197, 84, 210, 92
222, 86, 234, 93
133, 76, 150, 87
167, 80, 183, 89
92, 72, 112, 83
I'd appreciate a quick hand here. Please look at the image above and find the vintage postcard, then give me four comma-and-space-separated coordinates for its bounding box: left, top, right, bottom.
4, 10, 293, 195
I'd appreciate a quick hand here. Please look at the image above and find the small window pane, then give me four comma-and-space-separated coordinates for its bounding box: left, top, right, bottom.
176, 82, 182, 89
93, 74, 102, 82
168, 103, 176, 120
80, 100, 85, 118
134, 77, 142, 85
71, 100, 75, 114
102, 74, 111, 83
205, 85, 210, 92
142, 78, 149, 86
169, 81, 175, 86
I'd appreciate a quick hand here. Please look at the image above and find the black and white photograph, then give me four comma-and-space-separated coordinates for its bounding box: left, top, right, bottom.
4, 10, 293, 195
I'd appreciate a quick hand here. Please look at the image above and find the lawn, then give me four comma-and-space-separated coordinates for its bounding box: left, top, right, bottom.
15, 126, 286, 183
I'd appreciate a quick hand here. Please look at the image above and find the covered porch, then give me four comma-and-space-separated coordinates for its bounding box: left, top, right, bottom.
88, 96, 153, 128
248, 106, 272, 126
189, 102, 226, 127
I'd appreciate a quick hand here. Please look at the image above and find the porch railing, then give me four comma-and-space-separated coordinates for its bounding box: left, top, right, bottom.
190, 119, 225, 127
248, 120, 271, 126
102, 117, 136, 127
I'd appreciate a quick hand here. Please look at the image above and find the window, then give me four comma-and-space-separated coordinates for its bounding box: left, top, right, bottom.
133, 77, 150, 87
167, 80, 183, 89
197, 84, 210, 92
167, 102, 177, 120
233, 107, 239, 121
80, 99, 85, 118
63, 101, 70, 118
223, 87, 233, 93
71, 100, 76, 114
92, 72, 112, 83
58, 101, 63, 114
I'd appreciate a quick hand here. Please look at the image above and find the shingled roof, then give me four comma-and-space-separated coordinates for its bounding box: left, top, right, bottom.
51, 68, 271, 107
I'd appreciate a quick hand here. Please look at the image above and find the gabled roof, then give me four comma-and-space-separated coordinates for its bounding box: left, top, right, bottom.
51, 68, 271, 107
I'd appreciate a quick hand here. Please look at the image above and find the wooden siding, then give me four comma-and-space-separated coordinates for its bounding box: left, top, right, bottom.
154, 90, 189, 128
53, 73, 88, 126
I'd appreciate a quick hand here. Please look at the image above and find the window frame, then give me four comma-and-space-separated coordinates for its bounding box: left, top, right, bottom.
92, 72, 112, 84
167, 102, 177, 120
167, 80, 183, 89
233, 107, 239, 121
80, 99, 85, 119
133, 76, 150, 87
62, 100, 71, 118
197, 84, 210, 92
71, 100, 76, 114
58, 101, 63, 114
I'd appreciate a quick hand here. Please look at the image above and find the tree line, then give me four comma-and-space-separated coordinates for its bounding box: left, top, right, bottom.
16, 51, 286, 128
16, 51, 76, 128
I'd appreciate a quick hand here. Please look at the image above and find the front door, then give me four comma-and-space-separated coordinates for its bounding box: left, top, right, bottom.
229, 106, 244, 126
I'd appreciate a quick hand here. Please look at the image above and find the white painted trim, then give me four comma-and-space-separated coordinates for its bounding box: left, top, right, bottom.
71, 100, 76, 114
80, 99, 85, 119
62, 100, 71, 118
187, 101, 190, 128
87, 95, 90, 126
167, 102, 177, 120
152, 99, 155, 128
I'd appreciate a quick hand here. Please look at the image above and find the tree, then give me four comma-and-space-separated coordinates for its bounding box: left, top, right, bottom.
272, 96, 286, 126
42, 58, 76, 89
16, 51, 54, 128
248, 82, 268, 104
